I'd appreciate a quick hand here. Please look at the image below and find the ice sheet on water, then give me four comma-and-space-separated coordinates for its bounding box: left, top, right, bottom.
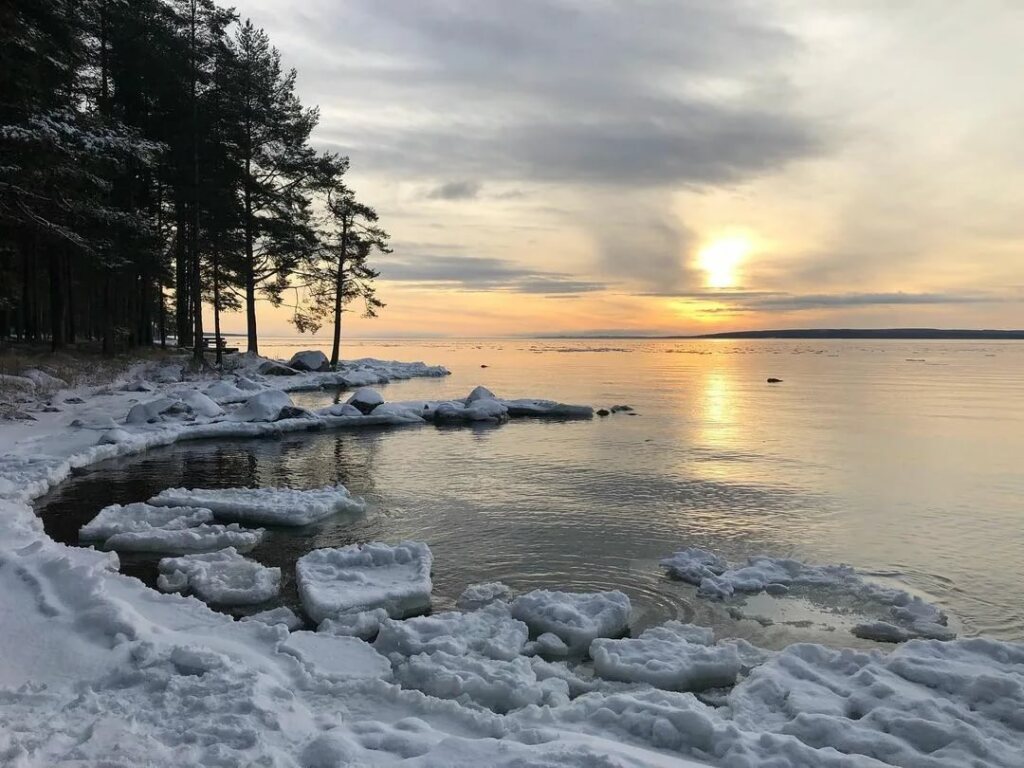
149, 485, 365, 527
296, 541, 433, 623
661, 546, 954, 642
157, 548, 280, 605
510, 590, 631, 652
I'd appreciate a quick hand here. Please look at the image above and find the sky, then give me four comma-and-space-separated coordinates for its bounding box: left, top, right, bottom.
220, 0, 1024, 338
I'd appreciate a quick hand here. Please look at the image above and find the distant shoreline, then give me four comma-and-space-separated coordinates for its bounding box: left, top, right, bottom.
534, 328, 1024, 341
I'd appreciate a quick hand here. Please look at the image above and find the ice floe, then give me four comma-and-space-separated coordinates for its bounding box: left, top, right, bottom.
241, 606, 304, 631
149, 484, 365, 527
375, 603, 529, 662
318, 608, 390, 640
157, 548, 280, 605
296, 541, 433, 623
79, 501, 262, 553
591, 621, 770, 691
510, 589, 631, 652
79, 502, 214, 540
457, 581, 514, 611
662, 546, 954, 642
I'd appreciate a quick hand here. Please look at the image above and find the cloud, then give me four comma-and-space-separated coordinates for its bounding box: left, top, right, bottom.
426, 180, 481, 200
381, 254, 607, 295
643, 290, 1013, 312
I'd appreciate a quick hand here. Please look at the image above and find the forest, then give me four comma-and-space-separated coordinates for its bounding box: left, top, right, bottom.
0, 0, 387, 366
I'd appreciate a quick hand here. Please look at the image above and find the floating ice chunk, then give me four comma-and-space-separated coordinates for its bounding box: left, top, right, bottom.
524, 632, 570, 658
229, 390, 294, 422
157, 548, 280, 605
79, 502, 214, 540
149, 485, 364, 527
296, 541, 433, 623
125, 397, 188, 424
288, 350, 330, 372
510, 590, 631, 652
279, 631, 392, 680
591, 621, 770, 691
393, 650, 569, 713
318, 608, 390, 640
659, 547, 729, 585
105, 523, 263, 554
346, 387, 384, 414
457, 581, 513, 611
241, 606, 304, 631
374, 603, 528, 661
661, 547, 955, 642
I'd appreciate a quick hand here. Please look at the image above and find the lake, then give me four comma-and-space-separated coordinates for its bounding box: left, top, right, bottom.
36, 337, 1024, 647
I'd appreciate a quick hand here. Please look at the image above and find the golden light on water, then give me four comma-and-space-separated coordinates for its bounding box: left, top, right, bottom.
697, 236, 751, 288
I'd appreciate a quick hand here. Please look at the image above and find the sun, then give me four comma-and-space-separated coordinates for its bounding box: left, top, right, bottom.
697, 236, 750, 289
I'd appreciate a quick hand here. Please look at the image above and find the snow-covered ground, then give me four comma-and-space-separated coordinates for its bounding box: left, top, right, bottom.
1, 353, 1023, 767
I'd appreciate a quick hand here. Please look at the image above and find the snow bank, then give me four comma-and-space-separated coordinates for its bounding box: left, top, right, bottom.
510, 590, 631, 652
591, 621, 770, 691
296, 542, 433, 623
662, 546, 954, 642
375, 603, 529, 662
157, 548, 281, 605
149, 484, 365, 527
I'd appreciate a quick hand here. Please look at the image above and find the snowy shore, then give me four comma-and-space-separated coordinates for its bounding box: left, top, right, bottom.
1, 354, 1023, 766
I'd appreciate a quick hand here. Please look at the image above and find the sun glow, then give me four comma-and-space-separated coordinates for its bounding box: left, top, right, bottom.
697, 236, 750, 288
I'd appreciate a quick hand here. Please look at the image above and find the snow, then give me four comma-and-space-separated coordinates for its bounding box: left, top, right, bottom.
318, 608, 390, 640
375, 603, 529, 661
279, 631, 392, 679
457, 581, 514, 611
510, 590, 632, 652
156, 548, 281, 605
591, 621, 770, 692
149, 484, 365, 527
241, 606, 304, 631
661, 547, 954, 642
125, 396, 188, 424
296, 541, 433, 623
289, 350, 331, 372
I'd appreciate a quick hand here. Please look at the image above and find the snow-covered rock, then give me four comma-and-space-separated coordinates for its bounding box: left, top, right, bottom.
125, 397, 188, 424
434, 400, 509, 424
457, 581, 513, 611
288, 350, 330, 372
465, 385, 497, 403
229, 389, 295, 422
296, 541, 433, 623
149, 485, 364, 527
375, 603, 529, 661
346, 387, 385, 414
257, 361, 299, 376
318, 608, 390, 640
175, 390, 224, 418
591, 621, 769, 691
510, 590, 631, 652
157, 548, 281, 605
241, 606, 304, 631
204, 380, 248, 403
501, 399, 594, 418
21, 369, 67, 390
279, 631, 392, 680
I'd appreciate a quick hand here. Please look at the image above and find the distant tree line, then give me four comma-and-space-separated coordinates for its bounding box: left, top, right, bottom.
0, 0, 387, 365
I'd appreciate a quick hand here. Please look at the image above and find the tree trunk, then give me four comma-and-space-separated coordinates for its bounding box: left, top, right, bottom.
244, 160, 258, 355
213, 246, 222, 366
175, 202, 190, 346
189, 0, 205, 365
330, 216, 349, 368
102, 271, 113, 355
49, 250, 66, 350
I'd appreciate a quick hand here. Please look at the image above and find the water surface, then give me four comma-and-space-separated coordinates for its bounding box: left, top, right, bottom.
36, 338, 1024, 646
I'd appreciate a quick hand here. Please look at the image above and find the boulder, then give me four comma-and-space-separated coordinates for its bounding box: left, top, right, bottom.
288, 350, 331, 372
257, 360, 299, 376
346, 387, 385, 414
466, 385, 497, 403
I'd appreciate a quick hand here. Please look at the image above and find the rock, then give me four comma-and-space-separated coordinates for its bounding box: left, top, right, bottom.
64, 396, 85, 404
480, 364, 489, 368
40, 406, 61, 413
288, 350, 331, 372
257, 361, 300, 376
596, 409, 610, 417
466, 385, 497, 403
767, 377, 783, 384
346, 387, 385, 414
610, 404, 633, 413
276, 405, 315, 421
22, 369, 68, 389
120, 379, 156, 392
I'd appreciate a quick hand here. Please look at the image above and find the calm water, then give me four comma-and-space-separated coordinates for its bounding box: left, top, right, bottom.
36, 338, 1024, 646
